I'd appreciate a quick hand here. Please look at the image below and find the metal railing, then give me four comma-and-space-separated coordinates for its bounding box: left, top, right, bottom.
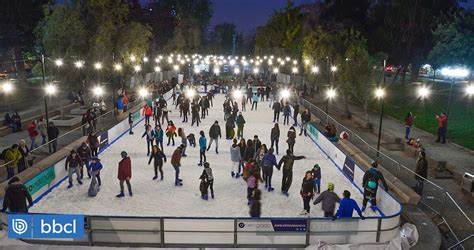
298, 97, 473, 249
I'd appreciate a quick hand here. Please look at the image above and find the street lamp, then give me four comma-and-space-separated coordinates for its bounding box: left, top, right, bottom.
280, 89, 291, 100
43, 84, 57, 130
253, 68, 259, 74
114, 63, 122, 71
325, 88, 336, 114
273, 68, 279, 74
233, 67, 240, 75
292, 67, 298, 74
134, 65, 141, 72
154, 66, 161, 72
374, 87, 385, 156
173, 64, 180, 71
441, 67, 470, 120
74, 61, 84, 69
232, 89, 242, 100
55, 59, 63, 67
93, 86, 104, 97
138, 87, 149, 98
417, 85, 430, 100
466, 84, 474, 96
213, 68, 220, 75
94, 62, 102, 70
311, 65, 319, 74
1, 81, 13, 94
331, 65, 337, 72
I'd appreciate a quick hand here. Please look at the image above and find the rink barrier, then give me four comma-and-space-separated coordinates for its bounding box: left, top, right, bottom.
0, 213, 400, 247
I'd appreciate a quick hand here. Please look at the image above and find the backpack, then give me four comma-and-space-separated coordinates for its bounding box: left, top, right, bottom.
0, 148, 11, 160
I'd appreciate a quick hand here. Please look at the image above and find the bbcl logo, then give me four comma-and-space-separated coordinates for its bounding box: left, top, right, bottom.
8, 214, 84, 239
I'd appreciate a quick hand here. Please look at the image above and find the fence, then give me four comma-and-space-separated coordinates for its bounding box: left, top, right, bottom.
0, 213, 400, 247
299, 97, 474, 249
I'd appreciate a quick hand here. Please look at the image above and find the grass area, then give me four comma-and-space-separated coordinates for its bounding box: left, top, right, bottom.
368, 81, 474, 150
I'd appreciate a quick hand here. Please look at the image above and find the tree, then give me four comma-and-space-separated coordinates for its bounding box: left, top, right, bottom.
428, 10, 474, 69
164, 17, 201, 53
0, 0, 49, 81
206, 23, 243, 55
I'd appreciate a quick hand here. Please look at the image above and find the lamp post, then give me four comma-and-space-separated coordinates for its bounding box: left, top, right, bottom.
1, 81, 14, 111
325, 88, 336, 114
44, 84, 57, 128
375, 88, 385, 156
441, 67, 470, 121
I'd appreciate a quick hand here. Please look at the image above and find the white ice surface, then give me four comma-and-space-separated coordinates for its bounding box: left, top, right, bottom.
30, 94, 379, 218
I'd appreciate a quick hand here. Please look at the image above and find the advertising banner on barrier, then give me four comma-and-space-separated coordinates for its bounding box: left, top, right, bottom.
237, 219, 307, 232
25, 166, 55, 195
98, 130, 109, 150
308, 123, 319, 141
342, 156, 355, 181
8, 214, 85, 239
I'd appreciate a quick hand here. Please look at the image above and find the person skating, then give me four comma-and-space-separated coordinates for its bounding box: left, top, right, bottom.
238, 138, 247, 177
414, 151, 428, 195
361, 161, 389, 212
230, 139, 241, 178
141, 125, 155, 156
161, 106, 170, 125
255, 144, 267, 166
246, 169, 259, 205
311, 164, 322, 194
225, 113, 236, 139
249, 189, 261, 217
116, 151, 132, 197
88, 157, 103, 197
171, 145, 184, 186
1, 177, 33, 213
251, 93, 259, 110
207, 121, 222, 153
252, 135, 262, 157
198, 131, 207, 166
142, 104, 153, 126
278, 149, 306, 196
272, 100, 281, 122
178, 128, 188, 157
293, 102, 300, 126
287, 126, 297, 154
128, 112, 134, 134
191, 102, 200, 126
262, 148, 278, 192
335, 190, 364, 219
270, 123, 280, 154
148, 145, 167, 180
181, 99, 190, 123
243, 139, 255, 163
199, 162, 215, 199
77, 142, 92, 179
87, 131, 99, 157
282, 102, 291, 125
154, 125, 164, 152
313, 183, 340, 217
235, 112, 246, 139
65, 150, 83, 188
300, 171, 315, 215
165, 121, 177, 146
153, 102, 162, 126
299, 109, 311, 136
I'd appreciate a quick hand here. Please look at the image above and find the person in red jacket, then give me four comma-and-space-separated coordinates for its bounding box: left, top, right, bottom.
435, 112, 448, 143
27, 120, 39, 150
142, 104, 153, 126
116, 151, 132, 197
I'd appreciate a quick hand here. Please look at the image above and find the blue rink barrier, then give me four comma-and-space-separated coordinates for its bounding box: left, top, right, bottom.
0, 91, 401, 247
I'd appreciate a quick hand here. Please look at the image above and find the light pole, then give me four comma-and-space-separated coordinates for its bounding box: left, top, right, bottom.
441, 67, 470, 121
1, 81, 14, 111
325, 88, 336, 114
44, 84, 57, 127
94, 62, 102, 84
375, 87, 385, 156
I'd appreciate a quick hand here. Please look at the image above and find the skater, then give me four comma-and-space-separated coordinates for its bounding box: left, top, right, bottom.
252, 135, 262, 157
270, 123, 280, 154
142, 104, 153, 126
282, 102, 291, 125
300, 171, 315, 215
278, 149, 306, 196
77, 142, 92, 179
154, 125, 164, 152
148, 145, 167, 180
262, 148, 278, 192
153, 102, 162, 126
161, 106, 170, 125
225, 113, 236, 139
166, 121, 177, 146
181, 99, 190, 123
335, 190, 364, 219
178, 128, 188, 157
272, 100, 281, 122
208, 121, 222, 153
171, 145, 184, 186
199, 172, 210, 200
141, 125, 155, 156
128, 112, 134, 134
246, 169, 259, 205
65, 150, 83, 188
88, 156, 103, 194
199, 162, 214, 199
198, 131, 207, 166
361, 161, 389, 212
311, 164, 321, 194
299, 109, 311, 136
87, 132, 99, 157
255, 143, 267, 166
287, 126, 297, 154
116, 151, 132, 197
251, 93, 259, 110
241, 93, 246, 111
230, 139, 242, 178
414, 151, 428, 195
235, 112, 246, 139
249, 189, 261, 217
293, 102, 300, 126
191, 102, 200, 126
1, 177, 33, 213
244, 139, 255, 163
187, 133, 196, 147
313, 183, 341, 217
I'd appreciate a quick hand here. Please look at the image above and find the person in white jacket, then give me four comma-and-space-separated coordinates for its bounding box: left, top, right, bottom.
229, 138, 241, 178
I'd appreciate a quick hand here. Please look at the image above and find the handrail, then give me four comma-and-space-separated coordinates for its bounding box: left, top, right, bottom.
449, 234, 474, 249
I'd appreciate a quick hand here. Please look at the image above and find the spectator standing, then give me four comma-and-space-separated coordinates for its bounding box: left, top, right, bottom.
414, 151, 428, 195
47, 122, 60, 153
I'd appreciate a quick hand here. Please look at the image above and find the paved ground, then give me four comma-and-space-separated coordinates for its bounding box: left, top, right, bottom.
305, 93, 473, 249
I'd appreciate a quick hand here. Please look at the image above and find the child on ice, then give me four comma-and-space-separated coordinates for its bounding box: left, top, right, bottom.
199, 162, 214, 200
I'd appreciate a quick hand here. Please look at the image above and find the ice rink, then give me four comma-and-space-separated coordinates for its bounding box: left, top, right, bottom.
30, 94, 381, 218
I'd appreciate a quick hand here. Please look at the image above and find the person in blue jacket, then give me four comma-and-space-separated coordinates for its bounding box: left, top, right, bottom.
198, 131, 207, 166
261, 148, 279, 192
335, 190, 364, 219
141, 125, 155, 156
153, 125, 164, 152
89, 157, 103, 187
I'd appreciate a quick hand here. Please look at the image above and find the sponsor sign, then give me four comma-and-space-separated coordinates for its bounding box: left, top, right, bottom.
25, 166, 55, 195
8, 214, 84, 239
308, 123, 319, 141
98, 130, 109, 150
237, 219, 307, 232
342, 156, 356, 181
